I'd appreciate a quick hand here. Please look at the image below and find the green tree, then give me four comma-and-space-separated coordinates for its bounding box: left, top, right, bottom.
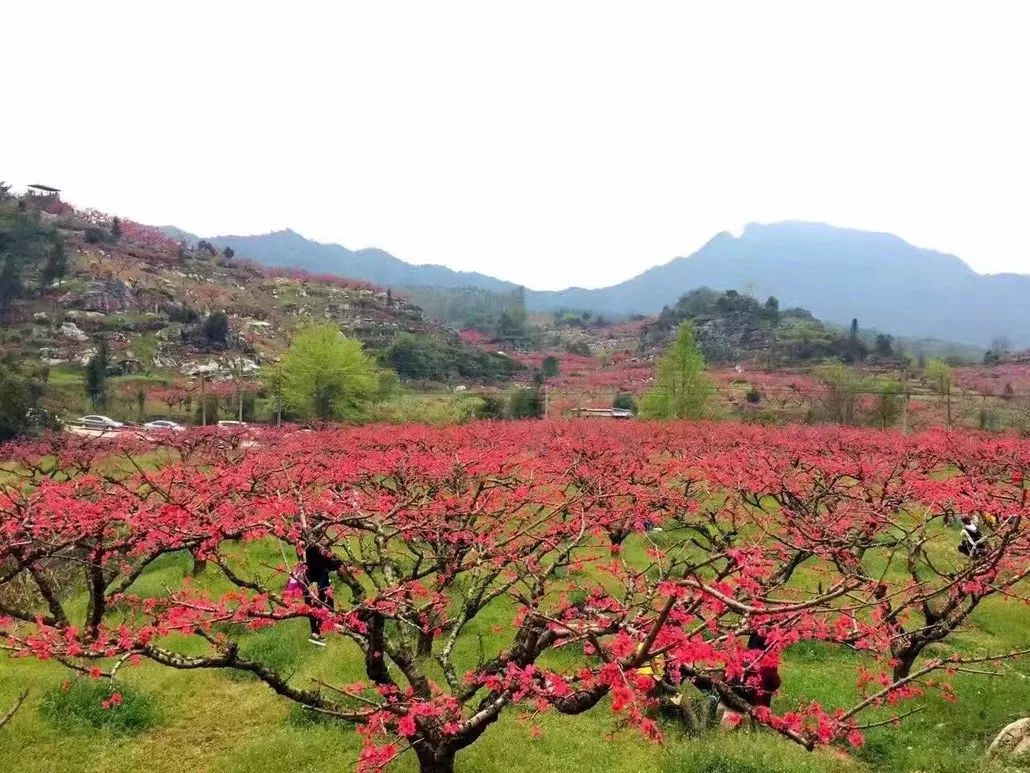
0, 210, 64, 314
541, 356, 559, 379
202, 312, 231, 349
0, 256, 22, 318
0, 367, 32, 441
816, 363, 861, 425
846, 318, 866, 363
263, 363, 287, 426
926, 358, 954, 427
474, 393, 507, 419
134, 334, 158, 372
40, 241, 68, 289
872, 378, 903, 430
194, 393, 220, 426
613, 392, 637, 413
385, 332, 450, 382
638, 322, 711, 419
135, 387, 146, 421
508, 387, 543, 419
279, 324, 380, 421
874, 334, 894, 358
84, 338, 110, 410
111, 217, 123, 241
376, 370, 400, 401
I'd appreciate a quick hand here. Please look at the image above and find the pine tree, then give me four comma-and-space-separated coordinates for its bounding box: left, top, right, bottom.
639, 322, 711, 419
84, 338, 110, 410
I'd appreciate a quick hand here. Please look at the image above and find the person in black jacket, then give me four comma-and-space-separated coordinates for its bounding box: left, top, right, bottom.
302, 535, 343, 645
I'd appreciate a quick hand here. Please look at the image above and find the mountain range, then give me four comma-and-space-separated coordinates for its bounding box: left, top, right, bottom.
161, 222, 1030, 348
160, 227, 515, 293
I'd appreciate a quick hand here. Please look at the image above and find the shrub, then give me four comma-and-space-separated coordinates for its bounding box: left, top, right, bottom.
508, 387, 543, 419
168, 305, 199, 324
565, 340, 592, 357
40, 678, 159, 734
613, 392, 637, 413
201, 312, 231, 348
474, 393, 507, 419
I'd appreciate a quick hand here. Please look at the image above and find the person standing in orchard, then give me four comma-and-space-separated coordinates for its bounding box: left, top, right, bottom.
300, 529, 344, 646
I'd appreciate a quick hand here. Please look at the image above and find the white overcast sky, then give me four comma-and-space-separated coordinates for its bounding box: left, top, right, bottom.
6, 1, 1029, 290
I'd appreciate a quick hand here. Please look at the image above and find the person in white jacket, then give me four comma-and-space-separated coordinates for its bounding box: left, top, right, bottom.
958, 513, 985, 558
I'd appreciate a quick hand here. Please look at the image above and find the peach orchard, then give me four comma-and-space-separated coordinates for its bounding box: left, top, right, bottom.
1, 422, 1028, 772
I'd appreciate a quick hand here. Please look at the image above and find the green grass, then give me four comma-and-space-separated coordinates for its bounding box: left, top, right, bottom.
0, 536, 1026, 772
39, 676, 160, 734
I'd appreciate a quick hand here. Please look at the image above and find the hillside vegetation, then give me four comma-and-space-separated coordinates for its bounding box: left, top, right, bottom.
0, 199, 518, 424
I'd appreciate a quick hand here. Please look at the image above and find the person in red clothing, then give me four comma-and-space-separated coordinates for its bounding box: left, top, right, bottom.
730, 633, 781, 708
718, 633, 781, 727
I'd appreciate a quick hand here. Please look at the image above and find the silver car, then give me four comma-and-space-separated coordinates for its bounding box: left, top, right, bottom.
79, 415, 124, 430
143, 420, 186, 432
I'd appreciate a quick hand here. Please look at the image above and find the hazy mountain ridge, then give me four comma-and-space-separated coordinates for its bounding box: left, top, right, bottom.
163, 222, 1030, 347
525, 222, 1030, 347
161, 227, 520, 293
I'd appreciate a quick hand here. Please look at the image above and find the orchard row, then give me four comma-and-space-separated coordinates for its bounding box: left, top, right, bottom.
1, 421, 1028, 772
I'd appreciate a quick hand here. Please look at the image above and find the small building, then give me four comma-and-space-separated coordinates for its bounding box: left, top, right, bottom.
26, 184, 61, 200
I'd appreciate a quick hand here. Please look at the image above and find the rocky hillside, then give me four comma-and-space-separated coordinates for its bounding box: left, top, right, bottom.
1, 201, 503, 385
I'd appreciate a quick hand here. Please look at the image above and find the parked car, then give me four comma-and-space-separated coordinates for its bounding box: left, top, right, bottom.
143, 420, 186, 432
79, 415, 124, 430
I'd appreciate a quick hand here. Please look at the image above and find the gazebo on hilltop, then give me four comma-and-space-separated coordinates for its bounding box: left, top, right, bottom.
26, 184, 61, 200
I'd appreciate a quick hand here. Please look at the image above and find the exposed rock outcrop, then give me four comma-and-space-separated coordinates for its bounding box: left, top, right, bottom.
988, 717, 1030, 761
60, 321, 89, 342
61, 278, 134, 313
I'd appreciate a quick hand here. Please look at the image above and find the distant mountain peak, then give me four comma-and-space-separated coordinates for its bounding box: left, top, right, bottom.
526, 221, 1025, 347
177, 227, 520, 294
159, 221, 1029, 347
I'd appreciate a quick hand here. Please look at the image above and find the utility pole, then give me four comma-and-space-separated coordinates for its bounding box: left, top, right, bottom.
543, 384, 549, 420
900, 365, 909, 435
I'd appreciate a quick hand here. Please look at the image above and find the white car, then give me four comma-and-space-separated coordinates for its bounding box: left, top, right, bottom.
79, 415, 124, 430
143, 420, 186, 432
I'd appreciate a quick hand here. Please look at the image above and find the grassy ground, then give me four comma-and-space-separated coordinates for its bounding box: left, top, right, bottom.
1, 538, 1027, 773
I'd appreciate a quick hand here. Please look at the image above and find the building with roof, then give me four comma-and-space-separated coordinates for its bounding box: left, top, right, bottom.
26, 184, 61, 200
